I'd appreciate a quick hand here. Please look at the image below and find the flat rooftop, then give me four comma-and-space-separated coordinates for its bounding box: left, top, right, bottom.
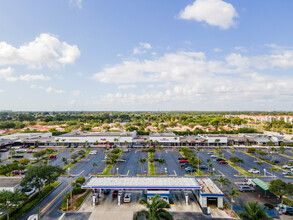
0, 177, 22, 188
82, 177, 201, 189
58, 131, 135, 137
197, 178, 223, 196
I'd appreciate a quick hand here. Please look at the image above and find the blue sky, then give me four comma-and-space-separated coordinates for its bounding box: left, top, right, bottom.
1, 0, 293, 111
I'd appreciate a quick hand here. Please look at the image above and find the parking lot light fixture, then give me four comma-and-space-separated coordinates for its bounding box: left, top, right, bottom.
117, 167, 119, 175
165, 167, 167, 175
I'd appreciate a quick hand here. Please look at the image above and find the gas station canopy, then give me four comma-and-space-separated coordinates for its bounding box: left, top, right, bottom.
82, 176, 201, 190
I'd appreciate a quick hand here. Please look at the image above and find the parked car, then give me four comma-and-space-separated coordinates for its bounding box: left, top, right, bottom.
0, 149, 8, 152
282, 165, 292, 169
112, 190, 119, 197
248, 169, 260, 174
12, 155, 24, 158
216, 158, 225, 162
185, 167, 196, 173
21, 187, 35, 196
179, 160, 189, 163
219, 161, 228, 164
278, 205, 293, 215
178, 157, 186, 160
181, 163, 192, 168
247, 151, 255, 154
282, 171, 293, 176
27, 150, 35, 153
123, 193, 131, 203
207, 152, 213, 155
89, 151, 97, 155
16, 149, 26, 153
199, 165, 208, 170
238, 185, 255, 192
243, 178, 256, 187
102, 189, 110, 194
272, 160, 280, 164
210, 155, 217, 158
12, 170, 25, 175
49, 155, 56, 159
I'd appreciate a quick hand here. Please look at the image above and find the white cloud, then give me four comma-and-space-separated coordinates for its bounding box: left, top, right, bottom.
179, 0, 238, 30
69, 0, 83, 9
0, 67, 50, 82
0, 33, 80, 69
46, 87, 64, 94
93, 45, 293, 109
30, 84, 44, 89
117, 84, 137, 89
69, 100, 76, 105
234, 46, 247, 52
133, 42, 152, 54
213, 48, 222, 53
0, 89, 3, 93
72, 90, 81, 96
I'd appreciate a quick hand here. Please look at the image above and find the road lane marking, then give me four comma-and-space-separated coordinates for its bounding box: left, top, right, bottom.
58, 213, 65, 220
135, 150, 137, 154
218, 170, 225, 176
173, 170, 177, 176
41, 182, 71, 213
126, 170, 130, 176
165, 150, 168, 154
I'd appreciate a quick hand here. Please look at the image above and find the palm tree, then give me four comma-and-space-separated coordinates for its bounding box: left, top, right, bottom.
270, 167, 278, 179
62, 157, 68, 165
195, 147, 200, 172
238, 201, 272, 220
92, 162, 97, 174
9, 148, 15, 163
133, 194, 173, 220
214, 176, 231, 190
228, 188, 239, 211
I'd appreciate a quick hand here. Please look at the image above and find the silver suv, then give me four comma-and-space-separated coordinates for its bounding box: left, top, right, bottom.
238, 185, 255, 192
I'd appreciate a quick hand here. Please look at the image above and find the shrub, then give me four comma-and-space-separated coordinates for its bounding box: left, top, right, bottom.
147, 148, 156, 153
80, 154, 85, 158
72, 187, 86, 195
141, 149, 148, 152
75, 177, 85, 185
111, 149, 120, 154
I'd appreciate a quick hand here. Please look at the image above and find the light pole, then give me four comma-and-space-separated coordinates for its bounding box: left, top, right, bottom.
117, 167, 119, 175
165, 167, 167, 175
264, 168, 266, 177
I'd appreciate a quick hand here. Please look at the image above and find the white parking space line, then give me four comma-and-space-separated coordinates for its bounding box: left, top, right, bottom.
126, 170, 130, 176
135, 150, 137, 154
173, 170, 177, 176
218, 170, 225, 176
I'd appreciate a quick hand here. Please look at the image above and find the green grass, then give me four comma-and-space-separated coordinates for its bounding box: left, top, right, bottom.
73, 190, 91, 211
148, 152, 155, 175
284, 197, 293, 207
0, 181, 61, 220
102, 164, 114, 175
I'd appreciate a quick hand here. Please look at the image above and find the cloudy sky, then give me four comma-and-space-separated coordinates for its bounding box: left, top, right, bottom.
1, 0, 293, 111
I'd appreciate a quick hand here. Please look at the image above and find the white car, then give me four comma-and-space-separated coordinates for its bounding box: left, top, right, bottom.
291, 168, 293, 172
207, 152, 213, 155
248, 169, 260, 174
210, 155, 218, 158
22, 187, 35, 196
89, 150, 97, 155
283, 165, 292, 169
27, 214, 38, 220
123, 193, 131, 203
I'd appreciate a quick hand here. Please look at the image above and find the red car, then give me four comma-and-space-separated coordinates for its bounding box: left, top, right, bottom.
219, 161, 228, 164
112, 190, 118, 197
12, 170, 25, 175
27, 150, 35, 153
49, 155, 57, 159
179, 160, 189, 163
0, 149, 8, 152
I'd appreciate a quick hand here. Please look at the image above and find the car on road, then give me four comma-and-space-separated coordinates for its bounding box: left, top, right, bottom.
219, 161, 228, 164
179, 160, 189, 163
282, 171, 293, 176
12, 154, 24, 158
123, 193, 131, 203
210, 155, 218, 158
12, 170, 25, 175
49, 155, 57, 159
112, 190, 119, 197
238, 185, 255, 192
27, 214, 38, 220
199, 165, 208, 170
89, 150, 97, 155
185, 167, 196, 173
248, 169, 260, 174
